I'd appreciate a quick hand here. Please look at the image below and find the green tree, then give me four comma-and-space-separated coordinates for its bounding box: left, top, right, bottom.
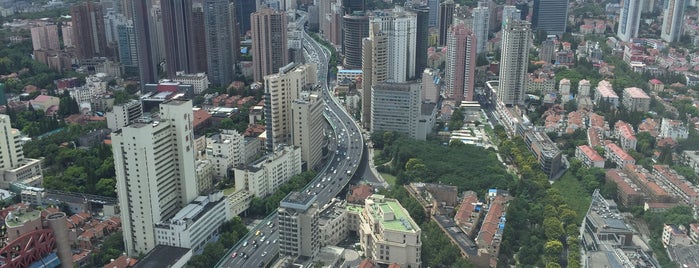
544, 217, 564, 241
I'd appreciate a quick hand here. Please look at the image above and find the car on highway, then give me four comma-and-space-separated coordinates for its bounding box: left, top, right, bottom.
231, 252, 237, 258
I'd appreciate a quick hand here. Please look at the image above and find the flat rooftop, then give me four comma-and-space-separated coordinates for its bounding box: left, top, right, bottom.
5, 210, 41, 228
368, 196, 419, 233
133, 245, 190, 268
280, 191, 317, 211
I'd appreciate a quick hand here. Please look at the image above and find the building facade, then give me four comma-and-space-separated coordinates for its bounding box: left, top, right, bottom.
204, 0, 236, 86
71, 1, 109, 59
622, 87, 650, 112
291, 91, 325, 170
371, 82, 421, 140
342, 13, 369, 70
531, 0, 568, 35
438, 0, 455, 47
112, 99, 199, 256
278, 192, 320, 258
472, 2, 490, 54
106, 100, 143, 131
498, 20, 531, 106
206, 129, 244, 179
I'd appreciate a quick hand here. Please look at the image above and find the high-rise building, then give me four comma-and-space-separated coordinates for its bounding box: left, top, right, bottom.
104, 11, 128, 46
368, 7, 418, 82
117, 22, 139, 72
131, 0, 159, 85
361, 7, 417, 129
278, 192, 320, 258
356, 194, 422, 267
161, 0, 196, 77
235, 0, 256, 34
0, 115, 23, 172
501, 5, 520, 28
291, 91, 325, 170
428, 0, 439, 27
30, 23, 60, 51
445, 23, 477, 101
661, 0, 685, 43
342, 13, 369, 70
342, 0, 365, 14
539, 39, 555, 64
112, 99, 198, 256
204, 0, 236, 86
438, 0, 455, 47
498, 20, 531, 106
531, 0, 568, 35
206, 129, 244, 179
251, 8, 289, 82
264, 63, 317, 151
617, 0, 642, 42
71, 1, 110, 59
472, 2, 489, 54
371, 82, 422, 140
515, 1, 528, 21
190, 2, 209, 74
61, 23, 74, 48
409, 5, 429, 76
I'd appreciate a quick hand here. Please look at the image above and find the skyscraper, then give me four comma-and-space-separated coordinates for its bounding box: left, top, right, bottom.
445, 23, 476, 101
661, 0, 685, 43
278, 192, 320, 258
291, 92, 325, 170
71, 1, 110, 59
616, 0, 642, 42
472, 2, 489, 54
190, 2, 209, 74
531, 0, 568, 35
361, 26, 387, 129
204, 0, 236, 86
428, 0, 438, 27
132, 0, 158, 85
410, 5, 429, 76
342, 13, 369, 70
161, 0, 196, 76
498, 20, 531, 106
251, 8, 288, 82
235, 0, 256, 34
117, 22, 139, 72
264, 63, 317, 151
342, 0, 365, 14
438, 0, 455, 47
369, 7, 418, 82
112, 99, 198, 256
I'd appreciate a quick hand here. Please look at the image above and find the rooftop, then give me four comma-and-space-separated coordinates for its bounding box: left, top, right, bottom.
596, 80, 618, 98
5, 209, 41, 228
132, 245, 190, 268
578, 145, 604, 162
280, 191, 317, 211
623, 87, 650, 99
367, 194, 419, 233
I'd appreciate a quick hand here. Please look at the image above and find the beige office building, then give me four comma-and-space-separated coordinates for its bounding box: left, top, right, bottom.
251, 8, 289, 82
291, 91, 324, 170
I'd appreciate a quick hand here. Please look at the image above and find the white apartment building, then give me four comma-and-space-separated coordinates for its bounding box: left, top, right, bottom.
559, 79, 571, 95
472, 2, 490, 54
278, 192, 320, 258
225, 190, 252, 217
291, 91, 325, 170
154, 192, 230, 253
579, 79, 591, 97
369, 6, 418, 82
615, 120, 637, 151
206, 129, 244, 179
0, 115, 43, 188
355, 194, 421, 268
264, 63, 317, 151
173, 72, 210, 95
232, 146, 302, 198
112, 99, 199, 256
371, 82, 422, 140
498, 20, 531, 106
575, 145, 605, 168
106, 100, 143, 131
194, 159, 213, 195
595, 80, 619, 108
660, 118, 688, 140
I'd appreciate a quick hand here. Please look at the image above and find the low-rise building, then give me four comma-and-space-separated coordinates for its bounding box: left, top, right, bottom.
662, 224, 692, 248
154, 192, 230, 253
604, 141, 635, 167
660, 118, 688, 140
318, 199, 349, 247
622, 87, 650, 112
232, 146, 302, 198
355, 194, 421, 268
605, 169, 645, 207
622, 164, 674, 204
690, 223, 699, 244
648, 79, 664, 92
172, 72, 209, 95
594, 80, 619, 108
576, 145, 605, 168
615, 120, 637, 151
520, 125, 562, 179
653, 165, 699, 206
454, 191, 481, 237
475, 193, 509, 266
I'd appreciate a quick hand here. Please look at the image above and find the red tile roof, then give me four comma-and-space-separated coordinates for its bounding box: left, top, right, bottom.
578, 145, 604, 161
102, 255, 137, 268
